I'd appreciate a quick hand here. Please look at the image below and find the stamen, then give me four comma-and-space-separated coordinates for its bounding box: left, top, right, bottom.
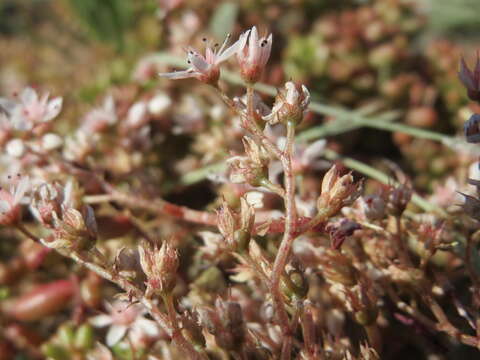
217, 33, 231, 55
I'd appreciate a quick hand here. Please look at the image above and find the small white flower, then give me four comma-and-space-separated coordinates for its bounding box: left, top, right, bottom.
81, 96, 117, 134
90, 301, 157, 347
0, 174, 30, 225
159, 31, 249, 84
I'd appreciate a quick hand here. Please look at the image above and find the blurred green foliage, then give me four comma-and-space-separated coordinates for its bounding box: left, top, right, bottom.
428, 0, 480, 37
66, 0, 134, 51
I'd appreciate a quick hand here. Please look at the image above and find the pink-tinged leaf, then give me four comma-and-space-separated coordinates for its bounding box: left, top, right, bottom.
7, 279, 75, 321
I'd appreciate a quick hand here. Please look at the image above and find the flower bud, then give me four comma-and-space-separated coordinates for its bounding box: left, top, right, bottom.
459, 54, 480, 102
459, 192, 480, 221
263, 82, 310, 125
386, 184, 412, 216
138, 240, 179, 297
326, 218, 361, 249
360, 194, 386, 221
464, 114, 480, 143
281, 268, 309, 300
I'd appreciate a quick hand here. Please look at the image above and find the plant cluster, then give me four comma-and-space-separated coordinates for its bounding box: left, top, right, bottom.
2, 2, 480, 360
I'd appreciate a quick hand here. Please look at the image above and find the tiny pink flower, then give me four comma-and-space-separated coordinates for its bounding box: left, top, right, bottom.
0, 87, 62, 132
0, 174, 30, 225
90, 301, 160, 347
159, 32, 249, 84
236, 26, 272, 83
81, 96, 117, 134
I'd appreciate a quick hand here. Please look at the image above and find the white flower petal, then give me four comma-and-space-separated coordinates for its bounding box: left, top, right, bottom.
44, 97, 63, 122
248, 26, 259, 64
135, 318, 160, 337
159, 69, 196, 80
14, 176, 30, 204
106, 325, 127, 346
89, 314, 113, 328
302, 139, 326, 164
126, 102, 147, 128
0, 98, 16, 114
104, 95, 115, 114
0, 200, 12, 213
189, 53, 209, 72
216, 30, 250, 64
20, 87, 38, 105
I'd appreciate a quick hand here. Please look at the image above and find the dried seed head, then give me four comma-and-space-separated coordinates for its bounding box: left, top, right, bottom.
317, 165, 361, 215
138, 240, 179, 297
263, 82, 310, 125
228, 137, 269, 186
51, 205, 97, 251
216, 197, 255, 252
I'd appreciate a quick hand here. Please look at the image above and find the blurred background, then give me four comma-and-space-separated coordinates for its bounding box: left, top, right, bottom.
0, 0, 479, 195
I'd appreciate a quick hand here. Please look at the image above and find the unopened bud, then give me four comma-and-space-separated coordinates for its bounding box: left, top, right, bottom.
281, 268, 309, 299
459, 55, 480, 102
464, 114, 480, 143
360, 194, 386, 221
386, 184, 412, 216
326, 219, 361, 249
